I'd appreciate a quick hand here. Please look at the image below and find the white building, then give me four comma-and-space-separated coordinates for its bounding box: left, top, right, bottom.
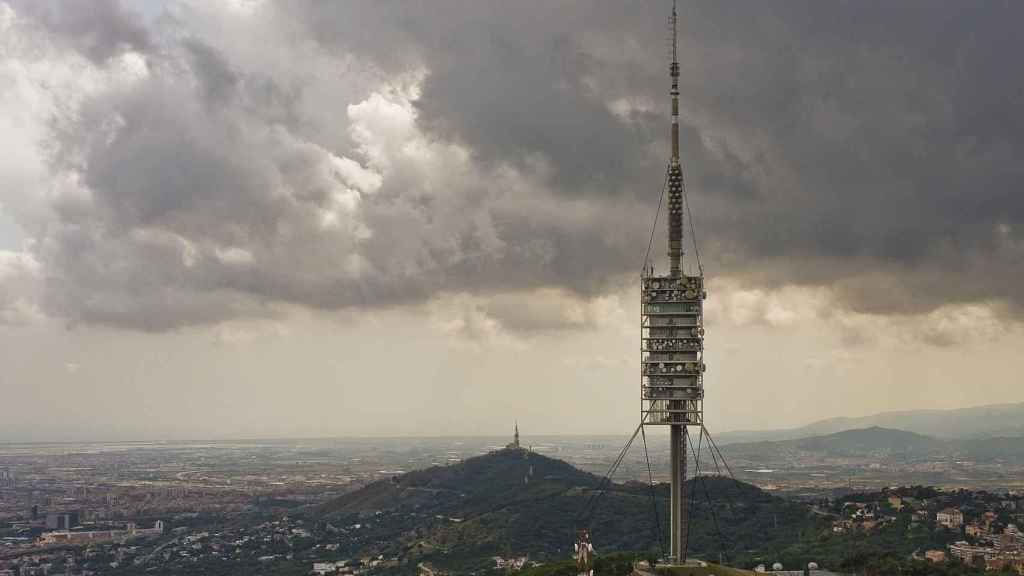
937, 508, 964, 529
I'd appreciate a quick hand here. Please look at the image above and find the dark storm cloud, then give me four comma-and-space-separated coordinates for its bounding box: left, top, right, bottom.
680, 0, 1024, 316
295, 0, 1024, 316
290, 2, 665, 195
8, 0, 1024, 330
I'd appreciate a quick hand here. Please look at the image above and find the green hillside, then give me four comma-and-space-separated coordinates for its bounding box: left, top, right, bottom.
316, 448, 817, 572
792, 427, 941, 456
720, 426, 1024, 463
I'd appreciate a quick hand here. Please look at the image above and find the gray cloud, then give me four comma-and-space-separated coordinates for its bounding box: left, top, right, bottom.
7, 0, 150, 62
3, 0, 1024, 332
0, 250, 41, 325
290, 0, 1024, 317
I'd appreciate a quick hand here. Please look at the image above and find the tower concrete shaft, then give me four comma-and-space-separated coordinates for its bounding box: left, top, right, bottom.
670, 425, 689, 561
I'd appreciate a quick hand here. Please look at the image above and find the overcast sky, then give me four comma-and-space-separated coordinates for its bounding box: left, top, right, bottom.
1, 0, 1022, 442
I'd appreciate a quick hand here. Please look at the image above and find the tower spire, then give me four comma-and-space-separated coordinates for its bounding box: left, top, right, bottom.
667, 0, 684, 278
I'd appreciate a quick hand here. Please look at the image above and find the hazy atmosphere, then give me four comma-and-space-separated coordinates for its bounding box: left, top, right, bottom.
1, 0, 1022, 441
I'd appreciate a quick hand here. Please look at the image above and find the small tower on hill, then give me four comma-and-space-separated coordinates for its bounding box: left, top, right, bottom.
507, 422, 521, 450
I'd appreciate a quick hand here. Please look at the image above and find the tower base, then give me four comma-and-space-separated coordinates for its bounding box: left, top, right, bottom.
632, 558, 709, 576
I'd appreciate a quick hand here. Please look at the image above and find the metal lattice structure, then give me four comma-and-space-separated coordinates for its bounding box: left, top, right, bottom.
641, 274, 705, 427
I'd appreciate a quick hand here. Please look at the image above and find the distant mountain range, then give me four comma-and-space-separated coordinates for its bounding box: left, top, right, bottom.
315, 448, 815, 571
716, 402, 1024, 444
719, 426, 1024, 463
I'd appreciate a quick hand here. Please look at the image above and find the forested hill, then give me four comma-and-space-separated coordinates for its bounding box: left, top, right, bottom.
722, 427, 943, 460
320, 445, 597, 517
717, 402, 1024, 444
315, 447, 817, 571
719, 426, 1024, 463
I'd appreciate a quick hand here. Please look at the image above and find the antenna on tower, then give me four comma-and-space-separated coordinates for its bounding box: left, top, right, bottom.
667, 0, 684, 278
671, 0, 679, 72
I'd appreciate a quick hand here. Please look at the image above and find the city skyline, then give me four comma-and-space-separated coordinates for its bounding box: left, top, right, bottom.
2, 0, 1023, 442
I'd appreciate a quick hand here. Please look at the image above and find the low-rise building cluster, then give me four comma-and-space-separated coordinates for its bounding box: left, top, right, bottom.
948, 524, 1024, 573
824, 487, 1024, 573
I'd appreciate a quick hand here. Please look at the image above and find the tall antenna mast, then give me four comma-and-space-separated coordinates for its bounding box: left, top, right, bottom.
641, 0, 705, 565
667, 1, 689, 560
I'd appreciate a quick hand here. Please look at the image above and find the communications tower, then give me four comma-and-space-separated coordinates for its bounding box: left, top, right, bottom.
641, 0, 706, 564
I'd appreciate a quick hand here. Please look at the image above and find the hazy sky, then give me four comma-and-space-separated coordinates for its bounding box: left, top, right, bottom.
1, 0, 1022, 442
